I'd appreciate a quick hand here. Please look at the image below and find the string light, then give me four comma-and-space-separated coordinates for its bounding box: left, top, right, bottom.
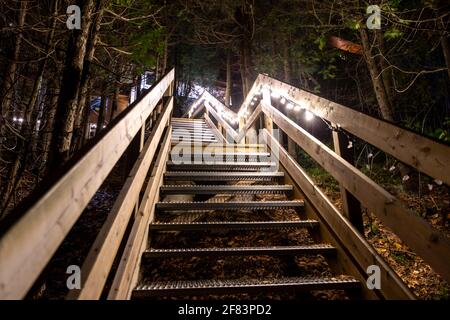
280, 97, 286, 104
305, 110, 315, 121
286, 103, 294, 110
294, 105, 301, 112
271, 91, 280, 98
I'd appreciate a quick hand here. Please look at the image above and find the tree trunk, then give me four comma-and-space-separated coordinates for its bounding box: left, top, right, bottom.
0, 0, 27, 125
79, 89, 92, 144
40, 74, 60, 177
434, 0, 450, 81
359, 28, 394, 121
375, 30, 393, 105
162, 36, 169, 75
26, 0, 59, 126
155, 54, 160, 80
239, 40, 252, 97
48, 0, 99, 168
441, 36, 450, 81
225, 50, 232, 108
71, 1, 105, 153
282, 34, 291, 84
110, 74, 121, 122
0, 0, 61, 216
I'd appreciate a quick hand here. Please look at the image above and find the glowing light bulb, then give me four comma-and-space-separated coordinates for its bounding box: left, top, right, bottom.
280, 97, 286, 105
294, 105, 301, 112
286, 103, 294, 110
271, 91, 280, 98
305, 110, 315, 121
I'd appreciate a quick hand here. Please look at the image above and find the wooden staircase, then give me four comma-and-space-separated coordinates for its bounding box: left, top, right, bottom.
131, 118, 361, 298
6, 68, 448, 300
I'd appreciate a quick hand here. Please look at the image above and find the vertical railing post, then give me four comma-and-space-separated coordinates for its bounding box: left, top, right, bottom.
262, 90, 273, 135
287, 137, 296, 157
332, 128, 364, 232
124, 123, 145, 217
239, 116, 245, 143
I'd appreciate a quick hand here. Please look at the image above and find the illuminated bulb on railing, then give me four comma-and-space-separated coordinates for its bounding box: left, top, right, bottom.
280, 97, 286, 105
294, 105, 301, 112
253, 96, 258, 101
286, 103, 294, 110
250, 102, 255, 106
305, 110, 315, 121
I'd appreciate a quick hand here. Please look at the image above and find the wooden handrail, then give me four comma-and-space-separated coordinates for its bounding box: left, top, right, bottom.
66, 97, 173, 300
108, 126, 172, 300
202, 91, 238, 118
263, 129, 415, 299
243, 74, 450, 185
192, 74, 449, 185
203, 101, 239, 142
235, 104, 262, 143
262, 101, 450, 283
0, 69, 175, 299
204, 113, 227, 143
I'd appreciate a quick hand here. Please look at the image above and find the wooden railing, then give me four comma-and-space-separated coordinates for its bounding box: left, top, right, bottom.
189, 74, 450, 299
1, 67, 448, 300
0, 69, 175, 300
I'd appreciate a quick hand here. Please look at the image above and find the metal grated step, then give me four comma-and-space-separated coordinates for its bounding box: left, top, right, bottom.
172, 121, 207, 125
150, 220, 318, 231
164, 171, 283, 181
172, 129, 214, 136
172, 120, 207, 124
156, 200, 304, 212
144, 244, 336, 258
172, 136, 216, 140
172, 129, 211, 133
133, 276, 360, 298
171, 138, 219, 143
172, 127, 211, 131
160, 185, 293, 195
172, 125, 210, 129
166, 162, 277, 171
170, 152, 271, 157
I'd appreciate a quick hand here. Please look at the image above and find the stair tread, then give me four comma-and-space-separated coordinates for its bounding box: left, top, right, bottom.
167, 161, 276, 166
169, 152, 271, 156
133, 276, 360, 297
164, 172, 283, 181
160, 184, 292, 194
145, 244, 336, 257
165, 171, 283, 176
150, 220, 318, 231
156, 200, 303, 212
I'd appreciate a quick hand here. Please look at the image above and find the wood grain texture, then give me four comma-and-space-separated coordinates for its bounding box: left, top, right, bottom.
264, 129, 415, 299
263, 103, 450, 283
107, 129, 171, 300
66, 97, 173, 300
0, 69, 174, 299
